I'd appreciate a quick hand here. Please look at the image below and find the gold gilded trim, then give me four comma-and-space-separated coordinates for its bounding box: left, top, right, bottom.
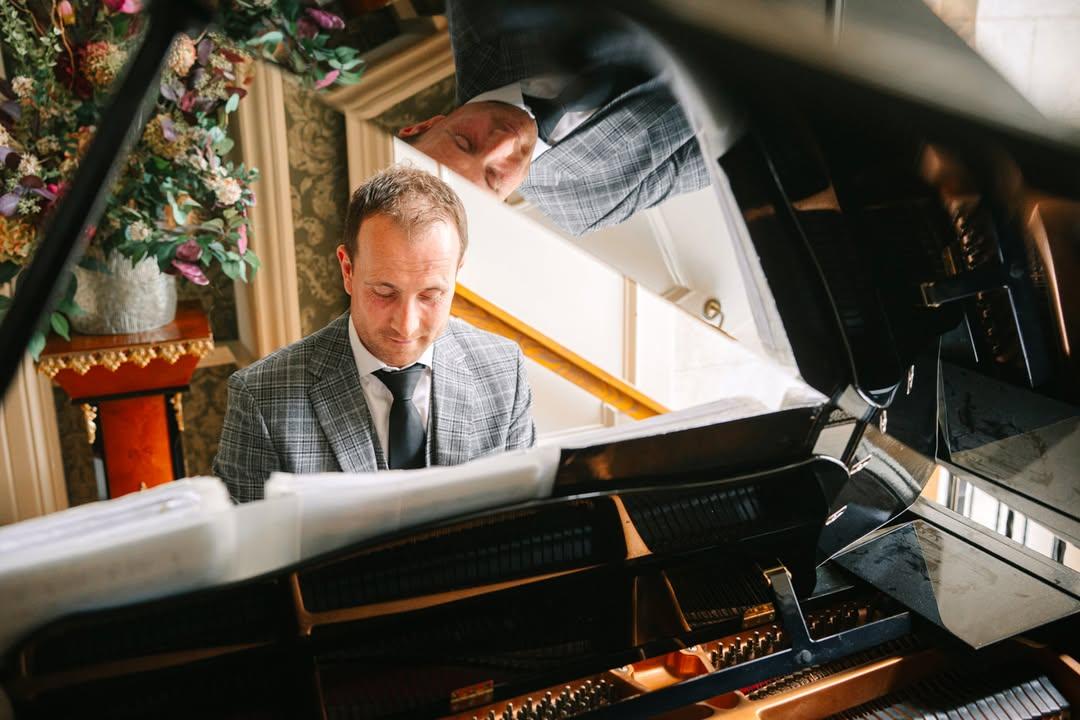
80, 403, 97, 445
37, 338, 214, 379
171, 392, 185, 432
452, 284, 667, 420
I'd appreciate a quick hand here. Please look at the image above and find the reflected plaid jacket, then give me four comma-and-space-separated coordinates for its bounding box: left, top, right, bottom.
213, 315, 536, 503
448, 0, 710, 236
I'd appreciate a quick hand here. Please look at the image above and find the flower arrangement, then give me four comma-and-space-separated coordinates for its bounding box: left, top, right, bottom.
0, 0, 360, 355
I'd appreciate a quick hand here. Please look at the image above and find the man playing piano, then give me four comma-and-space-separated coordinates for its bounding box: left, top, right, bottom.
213, 165, 536, 503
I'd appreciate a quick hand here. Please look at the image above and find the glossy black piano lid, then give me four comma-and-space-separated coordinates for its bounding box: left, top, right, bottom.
615, 0, 1080, 410
835, 518, 1080, 649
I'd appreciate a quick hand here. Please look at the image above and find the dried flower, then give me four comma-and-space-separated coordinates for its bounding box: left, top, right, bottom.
16, 195, 39, 216
17, 153, 41, 178
35, 136, 60, 155
80, 41, 127, 89
10, 76, 33, 100
208, 175, 242, 206
0, 215, 35, 262
126, 220, 151, 242
181, 151, 209, 172
168, 34, 197, 79
143, 114, 182, 159
0, 125, 11, 147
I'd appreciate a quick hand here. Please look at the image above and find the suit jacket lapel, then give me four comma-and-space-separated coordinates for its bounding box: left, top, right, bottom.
308, 314, 383, 473
430, 327, 477, 466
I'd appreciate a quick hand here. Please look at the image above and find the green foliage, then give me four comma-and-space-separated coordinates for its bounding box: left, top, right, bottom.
0, 0, 361, 350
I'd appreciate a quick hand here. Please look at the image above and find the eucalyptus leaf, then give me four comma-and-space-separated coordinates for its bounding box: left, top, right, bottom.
221, 260, 241, 281
50, 312, 70, 341
58, 298, 83, 317
214, 137, 235, 155
251, 30, 283, 46
27, 331, 45, 360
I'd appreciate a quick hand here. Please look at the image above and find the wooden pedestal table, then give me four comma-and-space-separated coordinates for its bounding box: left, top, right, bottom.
36, 301, 214, 499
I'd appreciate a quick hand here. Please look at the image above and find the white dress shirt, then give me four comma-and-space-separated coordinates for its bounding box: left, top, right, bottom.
347, 318, 434, 462
467, 76, 599, 159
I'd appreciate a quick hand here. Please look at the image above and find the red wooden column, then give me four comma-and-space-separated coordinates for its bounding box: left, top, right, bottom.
37, 301, 213, 498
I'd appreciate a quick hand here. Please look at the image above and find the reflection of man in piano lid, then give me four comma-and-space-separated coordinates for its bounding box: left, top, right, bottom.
397, 0, 709, 237
213, 166, 536, 503
398, 100, 538, 202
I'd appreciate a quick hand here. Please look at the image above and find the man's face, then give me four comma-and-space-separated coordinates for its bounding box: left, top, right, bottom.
337, 213, 462, 368
404, 102, 537, 200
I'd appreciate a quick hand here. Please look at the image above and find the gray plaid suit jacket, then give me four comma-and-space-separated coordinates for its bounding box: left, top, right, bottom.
448, 0, 710, 236
213, 314, 536, 503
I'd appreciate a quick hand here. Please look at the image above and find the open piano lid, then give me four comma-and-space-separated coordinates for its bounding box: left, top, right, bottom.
2, 0, 1078, 715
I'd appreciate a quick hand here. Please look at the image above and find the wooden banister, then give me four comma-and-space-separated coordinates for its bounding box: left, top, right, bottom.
451, 284, 668, 420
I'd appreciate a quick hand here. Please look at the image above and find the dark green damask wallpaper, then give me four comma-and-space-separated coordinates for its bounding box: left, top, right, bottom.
53, 387, 96, 506
370, 75, 457, 136
283, 76, 352, 337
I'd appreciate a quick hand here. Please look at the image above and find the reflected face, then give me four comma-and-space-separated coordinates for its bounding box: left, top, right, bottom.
337, 213, 462, 368
406, 102, 537, 200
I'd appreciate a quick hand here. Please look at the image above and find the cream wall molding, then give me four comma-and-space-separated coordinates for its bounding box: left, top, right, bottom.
234, 62, 304, 358
344, 116, 395, 196
0, 356, 67, 524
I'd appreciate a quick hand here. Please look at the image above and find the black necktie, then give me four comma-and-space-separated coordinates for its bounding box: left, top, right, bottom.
374, 365, 427, 470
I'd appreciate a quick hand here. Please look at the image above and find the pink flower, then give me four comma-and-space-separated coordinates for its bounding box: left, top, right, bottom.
58, 1, 76, 25
314, 69, 339, 90
103, 0, 141, 13
237, 224, 248, 255
179, 90, 198, 113
296, 17, 319, 39
304, 8, 345, 31
175, 238, 201, 262
171, 259, 208, 285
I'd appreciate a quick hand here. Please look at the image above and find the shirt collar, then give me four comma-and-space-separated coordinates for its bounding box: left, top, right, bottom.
466, 82, 551, 159
348, 316, 434, 377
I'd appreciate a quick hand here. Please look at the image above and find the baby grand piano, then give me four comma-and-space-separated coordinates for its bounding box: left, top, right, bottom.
1, 1, 1079, 718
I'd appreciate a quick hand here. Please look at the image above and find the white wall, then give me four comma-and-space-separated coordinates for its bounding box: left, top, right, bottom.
974, 0, 1080, 124
635, 286, 811, 414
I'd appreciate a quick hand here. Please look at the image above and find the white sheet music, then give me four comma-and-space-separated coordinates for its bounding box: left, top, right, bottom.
0, 478, 235, 653
265, 444, 561, 561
